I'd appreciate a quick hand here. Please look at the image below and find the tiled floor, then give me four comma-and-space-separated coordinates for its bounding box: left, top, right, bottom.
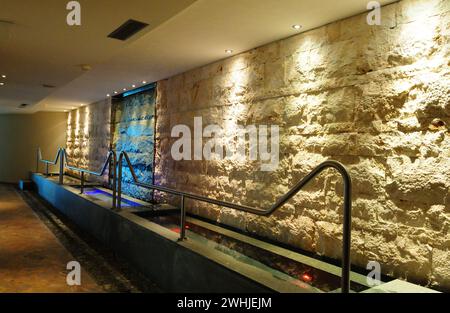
0, 184, 101, 292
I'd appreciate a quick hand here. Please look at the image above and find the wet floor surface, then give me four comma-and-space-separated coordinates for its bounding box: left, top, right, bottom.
0, 184, 162, 293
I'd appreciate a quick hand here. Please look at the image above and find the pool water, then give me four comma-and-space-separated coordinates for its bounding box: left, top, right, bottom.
75, 187, 144, 208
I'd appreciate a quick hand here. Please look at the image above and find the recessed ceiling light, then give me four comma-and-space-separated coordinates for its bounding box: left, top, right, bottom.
80, 64, 92, 71
225, 49, 233, 54
107, 94, 110, 97
1, 74, 6, 78
123, 88, 127, 91
114, 91, 118, 94
0, 82, 4, 86
292, 24, 302, 30
132, 84, 136, 88
142, 81, 147, 84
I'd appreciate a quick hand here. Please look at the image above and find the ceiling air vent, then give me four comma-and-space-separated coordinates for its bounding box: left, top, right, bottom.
108, 19, 148, 41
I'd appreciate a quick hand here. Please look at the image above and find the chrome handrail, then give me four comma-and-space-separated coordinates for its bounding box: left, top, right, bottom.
117, 151, 352, 293
36, 147, 65, 184
37, 147, 117, 209
64, 149, 117, 208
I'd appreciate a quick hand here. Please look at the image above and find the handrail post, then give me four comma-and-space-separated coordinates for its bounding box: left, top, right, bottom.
36, 148, 39, 173
59, 149, 64, 185
117, 154, 123, 211
108, 156, 112, 188
179, 195, 186, 241
341, 170, 352, 293
80, 171, 85, 194
111, 151, 117, 210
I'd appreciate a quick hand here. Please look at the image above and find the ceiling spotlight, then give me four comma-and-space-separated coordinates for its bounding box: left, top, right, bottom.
132, 84, 136, 88
225, 49, 233, 54
123, 88, 127, 91
292, 24, 302, 30
80, 64, 92, 71
114, 91, 118, 94
0, 82, 4, 86
142, 81, 147, 84
1, 74, 5, 78
107, 94, 110, 97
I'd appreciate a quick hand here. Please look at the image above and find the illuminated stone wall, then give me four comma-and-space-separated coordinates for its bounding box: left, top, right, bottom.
111, 89, 156, 201
66, 99, 111, 183
155, 0, 449, 290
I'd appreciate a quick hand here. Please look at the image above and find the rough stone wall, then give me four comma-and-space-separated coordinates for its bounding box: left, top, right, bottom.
66, 99, 111, 183
111, 89, 156, 201
155, 0, 450, 290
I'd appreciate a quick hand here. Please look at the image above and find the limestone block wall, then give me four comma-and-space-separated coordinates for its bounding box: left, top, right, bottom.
66, 99, 111, 183
111, 88, 156, 201
155, 0, 450, 290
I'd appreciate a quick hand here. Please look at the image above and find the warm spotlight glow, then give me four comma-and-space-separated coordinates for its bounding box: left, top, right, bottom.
0, 82, 4, 86
1, 74, 5, 78
75, 109, 80, 140
132, 84, 136, 88
142, 81, 147, 84
225, 49, 233, 54
84, 106, 89, 136
292, 24, 302, 30
106, 94, 110, 97
123, 88, 127, 91
114, 91, 118, 94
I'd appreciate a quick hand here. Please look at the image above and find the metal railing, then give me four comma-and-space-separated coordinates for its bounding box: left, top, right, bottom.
36, 147, 65, 185
37, 147, 352, 292
117, 151, 352, 293
37, 147, 118, 209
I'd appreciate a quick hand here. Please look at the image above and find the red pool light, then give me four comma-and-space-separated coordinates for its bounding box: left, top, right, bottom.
301, 273, 313, 283
170, 225, 189, 234
170, 227, 181, 234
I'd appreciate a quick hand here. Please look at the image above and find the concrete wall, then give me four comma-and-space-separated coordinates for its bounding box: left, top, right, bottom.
0, 112, 67, 183
66, 99, 111, 183
155, 0, 449, 290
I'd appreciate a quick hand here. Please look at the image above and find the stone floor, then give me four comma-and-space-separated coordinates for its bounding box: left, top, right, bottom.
0, 184, 101, 292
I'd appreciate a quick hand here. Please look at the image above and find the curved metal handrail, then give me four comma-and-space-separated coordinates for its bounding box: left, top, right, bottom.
36, 147, 65, 184
37, 147, 62, 166
37, 147, 117, 209
64, 149, 117, 208
117, 151, 352, 293
64, 149, 116, 177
